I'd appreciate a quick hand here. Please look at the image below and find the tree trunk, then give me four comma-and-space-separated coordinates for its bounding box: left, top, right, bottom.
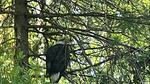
14, 0, 29, 67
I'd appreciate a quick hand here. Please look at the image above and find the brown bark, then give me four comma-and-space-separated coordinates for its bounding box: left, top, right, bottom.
14, 0, 29, 67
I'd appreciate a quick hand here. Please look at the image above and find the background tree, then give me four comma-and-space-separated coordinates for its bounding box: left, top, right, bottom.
0, 0, 150, 83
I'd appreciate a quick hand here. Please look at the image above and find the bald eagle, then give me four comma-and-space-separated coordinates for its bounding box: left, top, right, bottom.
46, 41, 70, 83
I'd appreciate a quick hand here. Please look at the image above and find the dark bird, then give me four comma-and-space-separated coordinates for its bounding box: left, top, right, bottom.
46, 41, 70, 83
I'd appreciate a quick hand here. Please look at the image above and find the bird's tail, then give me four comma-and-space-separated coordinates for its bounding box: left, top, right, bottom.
51, 72, 61, 83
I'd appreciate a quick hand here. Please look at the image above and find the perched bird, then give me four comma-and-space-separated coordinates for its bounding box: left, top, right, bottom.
46, 40, 70, 83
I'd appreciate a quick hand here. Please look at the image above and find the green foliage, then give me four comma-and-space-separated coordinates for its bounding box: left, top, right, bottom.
0, 0, 150, 83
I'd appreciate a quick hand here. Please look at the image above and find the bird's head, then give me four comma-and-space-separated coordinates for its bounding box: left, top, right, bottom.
56, 38, 72, 45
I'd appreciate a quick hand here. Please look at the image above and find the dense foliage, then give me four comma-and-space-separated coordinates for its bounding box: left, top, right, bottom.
0, 0, 150, 83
